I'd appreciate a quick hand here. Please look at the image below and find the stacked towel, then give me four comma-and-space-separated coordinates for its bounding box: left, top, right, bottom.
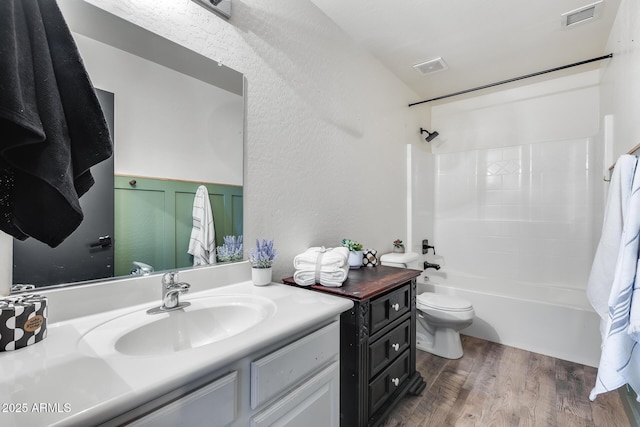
188, 186, 216, 266
293, 247, 349, 287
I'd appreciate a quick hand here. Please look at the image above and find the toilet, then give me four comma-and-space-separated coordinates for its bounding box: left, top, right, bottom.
380, 252, 474, 359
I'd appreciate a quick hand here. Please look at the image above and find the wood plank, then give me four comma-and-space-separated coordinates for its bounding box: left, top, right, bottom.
519, 352, 557, 427
282, 266, 421, 300
583, 365, 632, 427
383, 336, 633, 427
555, 359, 594, 423
479, 345, 528, 426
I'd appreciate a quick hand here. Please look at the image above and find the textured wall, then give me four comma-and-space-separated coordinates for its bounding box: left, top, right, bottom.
601, 0, 640, 158
73, 0, 423, 280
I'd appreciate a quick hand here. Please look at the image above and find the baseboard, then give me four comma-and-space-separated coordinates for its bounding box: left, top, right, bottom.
619, 385, 640, 426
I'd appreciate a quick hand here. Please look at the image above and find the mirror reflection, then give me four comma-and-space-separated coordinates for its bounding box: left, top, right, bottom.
12, 0, 244, 289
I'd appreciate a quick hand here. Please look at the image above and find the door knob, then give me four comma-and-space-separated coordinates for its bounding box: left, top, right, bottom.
90, 235, 112, 248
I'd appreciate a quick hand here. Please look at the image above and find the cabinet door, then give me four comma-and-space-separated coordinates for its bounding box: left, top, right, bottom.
251, 322, 339, 409
129, 371, 237, 427
251, 361, 339, 427
369, 284, 411, 334
368, 351, 410, 416
369, 318, 411, 378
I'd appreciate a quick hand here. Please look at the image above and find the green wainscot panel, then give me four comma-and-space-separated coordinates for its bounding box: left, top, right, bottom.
115, 176, 243, 276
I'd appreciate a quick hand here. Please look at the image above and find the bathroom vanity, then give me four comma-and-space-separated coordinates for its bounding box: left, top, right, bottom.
0, 263, 353, 427
283, 265, 425, 426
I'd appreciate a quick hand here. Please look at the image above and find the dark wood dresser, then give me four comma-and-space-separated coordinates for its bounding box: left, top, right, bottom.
282, 265, 426, 426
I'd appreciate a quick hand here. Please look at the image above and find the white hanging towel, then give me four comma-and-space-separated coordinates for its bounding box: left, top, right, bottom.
589, 155, 640, 401
588, 155, 638, 326
188, 185, 216, 266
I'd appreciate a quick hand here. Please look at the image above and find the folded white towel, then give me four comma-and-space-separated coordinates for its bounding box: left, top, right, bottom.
294, 265, 349, 287
292, 246, 349, 287
293, 246, 349, 270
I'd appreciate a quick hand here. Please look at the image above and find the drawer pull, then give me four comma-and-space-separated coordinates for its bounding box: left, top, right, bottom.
391, 377, 400, 387
391, 303, 400, 311
391, 343, 400, 352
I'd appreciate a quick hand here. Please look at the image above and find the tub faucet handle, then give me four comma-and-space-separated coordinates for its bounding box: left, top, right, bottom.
422, 239, 436, 255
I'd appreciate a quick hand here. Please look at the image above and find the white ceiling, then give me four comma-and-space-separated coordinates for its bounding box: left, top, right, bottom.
310, 0, 621, 105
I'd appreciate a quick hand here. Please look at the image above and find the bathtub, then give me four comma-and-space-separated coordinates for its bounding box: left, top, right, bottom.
418, 270, 601, 367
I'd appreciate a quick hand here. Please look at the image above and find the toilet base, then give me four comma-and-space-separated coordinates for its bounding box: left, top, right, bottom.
416, 327, 464, 359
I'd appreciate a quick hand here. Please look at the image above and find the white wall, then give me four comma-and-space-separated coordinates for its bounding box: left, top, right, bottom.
600, 0, 640, 158
428, 71, 601, 290
74, 33, 244, 186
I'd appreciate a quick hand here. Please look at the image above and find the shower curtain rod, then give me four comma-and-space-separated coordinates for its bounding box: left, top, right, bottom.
408, 53, 613, 107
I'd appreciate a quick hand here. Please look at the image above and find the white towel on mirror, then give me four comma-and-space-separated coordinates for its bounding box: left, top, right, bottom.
188, 185, 216, 266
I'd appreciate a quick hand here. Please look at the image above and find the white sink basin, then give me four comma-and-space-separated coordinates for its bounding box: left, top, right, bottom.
78, 295, 277, 357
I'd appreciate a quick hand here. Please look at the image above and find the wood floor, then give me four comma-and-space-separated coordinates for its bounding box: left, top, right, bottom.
383, 335, 631, 427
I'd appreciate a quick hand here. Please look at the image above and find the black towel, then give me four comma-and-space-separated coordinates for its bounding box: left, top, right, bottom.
0, 0, 113, 247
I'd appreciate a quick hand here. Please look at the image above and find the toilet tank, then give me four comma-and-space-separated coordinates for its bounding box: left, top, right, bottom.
380, 252, 422, 270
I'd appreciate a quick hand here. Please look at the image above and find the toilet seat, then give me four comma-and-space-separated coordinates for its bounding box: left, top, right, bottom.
417, 293, 472, 312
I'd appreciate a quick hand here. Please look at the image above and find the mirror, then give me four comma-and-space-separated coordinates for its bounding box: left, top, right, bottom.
12, 0, 244, 290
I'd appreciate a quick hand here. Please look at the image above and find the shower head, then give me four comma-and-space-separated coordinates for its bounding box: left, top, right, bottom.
420, 127, 439, 142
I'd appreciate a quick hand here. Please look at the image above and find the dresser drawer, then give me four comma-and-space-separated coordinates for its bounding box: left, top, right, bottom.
368, 351, 410, 416
369, 284, 410, 335
250, 321, 339, 409
369, 318, 411, 378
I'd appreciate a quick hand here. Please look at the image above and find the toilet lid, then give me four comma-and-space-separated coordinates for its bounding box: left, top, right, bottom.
417, 293, 473, 312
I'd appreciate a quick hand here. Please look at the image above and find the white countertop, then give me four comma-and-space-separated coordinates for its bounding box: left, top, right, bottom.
0, 280, 353, 427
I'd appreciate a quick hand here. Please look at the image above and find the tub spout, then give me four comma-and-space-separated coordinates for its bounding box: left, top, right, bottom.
424, 261, 441, 270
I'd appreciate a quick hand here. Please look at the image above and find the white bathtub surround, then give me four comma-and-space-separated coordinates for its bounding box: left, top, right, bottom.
421, 271, 601, 367
411, 71, 603, 366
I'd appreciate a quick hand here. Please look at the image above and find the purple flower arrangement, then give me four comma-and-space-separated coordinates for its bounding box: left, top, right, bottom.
216, 235, 243, 262
249, 239, 278, 269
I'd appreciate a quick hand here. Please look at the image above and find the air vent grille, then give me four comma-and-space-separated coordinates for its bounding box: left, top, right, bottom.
561, 1, 602, 29
413, 57, 448, 76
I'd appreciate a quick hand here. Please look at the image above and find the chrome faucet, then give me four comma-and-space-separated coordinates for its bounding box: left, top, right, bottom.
147, 271, 191, 314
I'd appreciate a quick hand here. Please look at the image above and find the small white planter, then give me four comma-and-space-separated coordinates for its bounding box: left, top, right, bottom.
348, 251, 363, 269
252, 267, 272, 286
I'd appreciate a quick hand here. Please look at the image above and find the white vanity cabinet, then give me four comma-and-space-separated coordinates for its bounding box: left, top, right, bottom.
128, 372, 238, 427
250, 321, 340, 427
107, 320, 340, 427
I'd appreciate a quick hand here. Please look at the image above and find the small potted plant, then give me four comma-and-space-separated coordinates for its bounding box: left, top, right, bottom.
342, 238, 364, 269
392, 239, 405, 253
249, 238, 278, 286
216, 235, 244, 263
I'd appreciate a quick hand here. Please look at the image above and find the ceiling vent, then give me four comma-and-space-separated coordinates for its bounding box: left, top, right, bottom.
561, 1, 602, 29
413, 57, 448, 76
